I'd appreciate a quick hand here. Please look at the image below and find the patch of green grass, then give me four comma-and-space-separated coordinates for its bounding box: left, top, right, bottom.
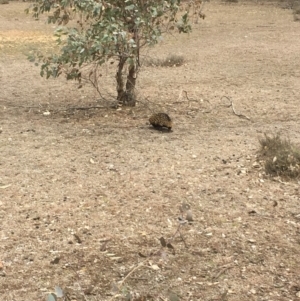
258, 133, 300, 179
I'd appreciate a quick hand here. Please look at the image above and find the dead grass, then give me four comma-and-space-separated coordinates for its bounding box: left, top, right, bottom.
143, 54, 185, 67
259, 133, 300, 179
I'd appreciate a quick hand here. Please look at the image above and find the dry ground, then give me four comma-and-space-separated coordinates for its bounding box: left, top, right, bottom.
1, 1, 300, 301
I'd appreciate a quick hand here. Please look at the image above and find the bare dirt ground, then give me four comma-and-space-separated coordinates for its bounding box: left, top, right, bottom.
1, 1, 300, 300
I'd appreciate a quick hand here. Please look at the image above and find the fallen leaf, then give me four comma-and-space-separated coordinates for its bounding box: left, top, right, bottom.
73, 233, 82, 244
159, 237, 167, 247
0, 184, 11, 189
186, 210, 193, 222
150, 264, 160, 271
50, 257, 60, 265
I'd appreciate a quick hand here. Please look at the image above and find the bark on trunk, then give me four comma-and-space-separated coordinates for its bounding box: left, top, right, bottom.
116, 57, 126, 103
116, 60, 137, 107
124, 64, 137, 106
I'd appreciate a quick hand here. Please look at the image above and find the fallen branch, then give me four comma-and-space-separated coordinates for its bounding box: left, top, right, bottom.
181, 90, 211, 104
222, 96, 250, 120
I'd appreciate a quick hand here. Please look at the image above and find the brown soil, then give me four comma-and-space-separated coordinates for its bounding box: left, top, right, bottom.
1, 1, 300, 301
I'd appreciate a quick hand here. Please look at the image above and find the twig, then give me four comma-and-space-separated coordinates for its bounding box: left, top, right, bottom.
80, 62, 114, 102
212, 264, 234, 280
129, 277, 148, 281
183, 90, 194, 101
182, 90, 210, 104
179, 230, 189, 248
221, 96, 250, 120
170, 221, 189, 248
108, 261, 149, 301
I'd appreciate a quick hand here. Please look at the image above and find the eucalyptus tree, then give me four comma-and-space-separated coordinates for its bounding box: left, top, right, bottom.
27, 0, 204, 106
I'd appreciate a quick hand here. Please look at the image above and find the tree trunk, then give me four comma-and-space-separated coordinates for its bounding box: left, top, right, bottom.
116, 57, 126, 104
116, 58, 137, 107
116, 17, 138, 107
116, 62, 137, 107
124, 64, 137, 106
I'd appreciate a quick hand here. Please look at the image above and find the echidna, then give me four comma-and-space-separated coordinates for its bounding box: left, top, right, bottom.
149, 113, 172, 131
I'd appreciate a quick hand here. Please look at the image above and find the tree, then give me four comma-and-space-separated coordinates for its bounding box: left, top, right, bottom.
26, 0, 205, 106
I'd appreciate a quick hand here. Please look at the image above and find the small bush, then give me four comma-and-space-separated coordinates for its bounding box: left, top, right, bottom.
0, 0, 9, 4
258, 133, 300, 179
294, 7, 300, 14
144, 54, 185, 67
293, 4, 300, 21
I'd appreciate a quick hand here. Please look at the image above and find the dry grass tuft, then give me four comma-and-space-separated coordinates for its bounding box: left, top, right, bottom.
258, 133, 300, 179
293, 6, 300, 21
144, 54, 185, 67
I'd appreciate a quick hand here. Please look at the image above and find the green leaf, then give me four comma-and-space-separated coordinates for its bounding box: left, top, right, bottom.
46, 293, 57, 301
54, 286, 64, 298
125, 5, 135, 11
